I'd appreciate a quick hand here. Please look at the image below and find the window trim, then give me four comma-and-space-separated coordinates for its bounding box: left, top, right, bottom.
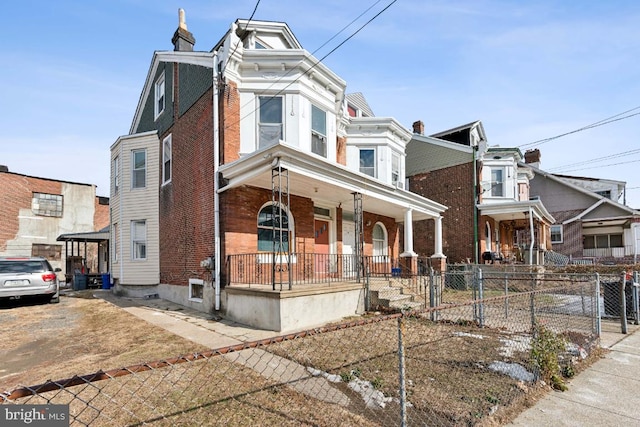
113, 156, 120, 195
550, 225, 563, 244
189, 278, 204, 302
154, 72, 166, 119
359, 148, 376, 178
162, 134, 172, 185
490, 168, 504, 197
113, 223, 119, 263
257, 202, 294, 253
311, 104, 327, 157
132, 149, 147, 189
131, 220, 147, 261
391, 152, 400, 186
258, 95, 283, 149
372, 222, 388, 257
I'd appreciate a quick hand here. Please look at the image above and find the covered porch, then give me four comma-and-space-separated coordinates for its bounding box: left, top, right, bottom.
56, 227, 110, 289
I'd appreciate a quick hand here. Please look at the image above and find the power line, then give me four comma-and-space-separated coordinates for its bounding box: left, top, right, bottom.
557, 158, 640, 173
547, 148, 640, 171
219, 0, 262, 76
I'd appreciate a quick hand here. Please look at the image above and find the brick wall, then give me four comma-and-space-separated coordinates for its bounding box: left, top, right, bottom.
409, 162, 475, 262
220, 80, 241, 165
93, 197, 109, 231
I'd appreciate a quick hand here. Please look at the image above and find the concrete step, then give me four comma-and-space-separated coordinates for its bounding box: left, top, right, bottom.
382, 294, 414, 308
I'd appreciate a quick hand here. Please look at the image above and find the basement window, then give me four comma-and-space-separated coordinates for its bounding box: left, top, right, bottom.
189, 278, 204, 302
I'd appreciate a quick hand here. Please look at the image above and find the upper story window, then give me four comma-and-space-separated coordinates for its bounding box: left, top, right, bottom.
359, 148, 376, 178
257, 204, 291, 252
162, 135, 172, 184
113, 156, 120, 195
550, 225, 563, 244
112, 222, 119, 263
311, 105, 327, 157
131, 220, 147, 260
258, 96, 283, 149
392, 153, 400, 186
347, 104, 358, 117
154, 72, 165, 119
32, 193, 63, 217
490, 168, 504, 197
132, 149, 147, 189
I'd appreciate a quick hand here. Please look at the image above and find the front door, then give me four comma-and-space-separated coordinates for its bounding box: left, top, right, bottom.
315, 219, 330, 276
342, 221, 356, 277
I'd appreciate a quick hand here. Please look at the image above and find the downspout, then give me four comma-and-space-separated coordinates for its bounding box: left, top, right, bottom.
473, 145, 479, 263
634, 223, 638, 264
119, 143, 124, 284
213, 51, 221, 311
528, 206, 534, 265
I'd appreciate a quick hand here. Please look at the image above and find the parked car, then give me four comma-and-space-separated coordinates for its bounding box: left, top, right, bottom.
0, 257, 60, 303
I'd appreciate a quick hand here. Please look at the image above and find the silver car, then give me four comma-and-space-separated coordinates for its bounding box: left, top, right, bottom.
0, 257, 60, 303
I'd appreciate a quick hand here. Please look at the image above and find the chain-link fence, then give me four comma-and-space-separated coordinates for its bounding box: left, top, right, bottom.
2, 274, 600, 426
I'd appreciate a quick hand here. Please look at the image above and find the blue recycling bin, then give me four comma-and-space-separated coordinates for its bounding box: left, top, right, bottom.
101, 273, 111, 289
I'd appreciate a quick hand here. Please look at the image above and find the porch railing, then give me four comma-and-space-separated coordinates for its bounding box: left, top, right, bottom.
226, 254, 414, 287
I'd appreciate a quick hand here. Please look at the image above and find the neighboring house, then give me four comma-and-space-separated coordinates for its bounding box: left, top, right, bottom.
0, 166, 110, 281
406, 121, 554, 265
110, 13, 446, 331
524, 149, 640, 263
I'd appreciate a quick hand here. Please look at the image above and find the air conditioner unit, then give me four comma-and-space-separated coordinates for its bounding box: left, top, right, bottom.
395, 182, 404, 190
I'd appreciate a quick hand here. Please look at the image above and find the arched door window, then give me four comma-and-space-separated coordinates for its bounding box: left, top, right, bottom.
372, 223, 388, 256
258, 204, 291, 252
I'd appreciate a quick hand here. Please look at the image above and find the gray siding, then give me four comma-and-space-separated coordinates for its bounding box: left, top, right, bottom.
136, 63, 175, 135
406, 139, 472, 177
178, 63, 212, 116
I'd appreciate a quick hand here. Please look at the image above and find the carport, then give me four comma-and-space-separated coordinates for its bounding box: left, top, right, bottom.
56, 226, 110, 288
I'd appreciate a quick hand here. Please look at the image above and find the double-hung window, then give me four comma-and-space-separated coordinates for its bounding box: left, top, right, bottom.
131, 220, 147, 260
113, 156, 120, 194
392, 153, 400, 186
490, 168, 504, 197
132, 149, 146, 189
258, 96, 283, 148
311, 105, 327, 157
373, 223, 388, 256
550, 225, 563, 244
359, 149, 375, 178
154, 72, 165, 119
162, 135, 172, 184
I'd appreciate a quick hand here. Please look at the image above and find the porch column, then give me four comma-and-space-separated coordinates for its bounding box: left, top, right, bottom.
400, 209, 417, 257
431, 215, 447, 272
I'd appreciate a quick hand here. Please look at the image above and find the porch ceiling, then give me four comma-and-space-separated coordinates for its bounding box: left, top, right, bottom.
219, 143, 447, 222
479, 200, 555, 224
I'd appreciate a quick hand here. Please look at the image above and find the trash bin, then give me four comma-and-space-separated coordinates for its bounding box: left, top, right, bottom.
73, 274, 87, 291
602, 281, 634, 317
101, 273, 111, 289
391, 268, 401, 277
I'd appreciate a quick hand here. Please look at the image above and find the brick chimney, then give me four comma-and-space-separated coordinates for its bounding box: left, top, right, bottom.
524, 149, 541, 168
172, 9, 195, 52
412, 120, 424, 135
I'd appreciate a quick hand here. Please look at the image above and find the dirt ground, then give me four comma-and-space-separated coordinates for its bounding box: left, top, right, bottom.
0, 293, 209, 394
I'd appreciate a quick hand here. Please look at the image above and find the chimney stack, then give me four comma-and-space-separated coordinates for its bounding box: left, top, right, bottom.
524, 149, 541, 168
412, 120, 424, 135
172, 8, 195, 52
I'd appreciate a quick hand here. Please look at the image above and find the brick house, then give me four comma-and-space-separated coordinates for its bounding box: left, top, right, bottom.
0, 166, 110, 280
524, 149, 640, 263
110, 13, 446, 331
406, 121, 554, 265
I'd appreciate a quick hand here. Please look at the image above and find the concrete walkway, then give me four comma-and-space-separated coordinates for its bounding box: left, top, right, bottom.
92, 290, 640, 425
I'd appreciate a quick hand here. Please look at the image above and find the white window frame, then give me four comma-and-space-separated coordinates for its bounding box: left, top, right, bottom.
154, 72, 165, 119
162, 134, 172, 184
550, 225, 563, 244
359, 148, 376, 178
311, 104, 327, 157
132, 149, 147, 189
257, 203, 294, 253
490, 168, 504, 197
258, 95, 283, 149
372, 222, 388, 257
189, 278, 204, 302
112, 223, 119, 263
113, 156, 120, 195
391, 152, 400, 186
131, 220, 147, 260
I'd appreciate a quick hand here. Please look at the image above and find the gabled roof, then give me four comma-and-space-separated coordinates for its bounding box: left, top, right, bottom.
346, 92, 375, 117
430, 120, 486, 147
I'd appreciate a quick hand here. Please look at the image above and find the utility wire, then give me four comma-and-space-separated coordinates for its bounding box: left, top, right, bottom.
547, 148, 640, 171
219, 0, 261, 75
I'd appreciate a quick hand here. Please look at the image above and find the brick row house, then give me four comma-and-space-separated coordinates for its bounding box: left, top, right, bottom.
0, 167, 110, 282
406, 121, 555, 265
111, 14, 446, 331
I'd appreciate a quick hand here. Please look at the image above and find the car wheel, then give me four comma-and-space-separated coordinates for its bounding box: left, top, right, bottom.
49, 295, 60, 304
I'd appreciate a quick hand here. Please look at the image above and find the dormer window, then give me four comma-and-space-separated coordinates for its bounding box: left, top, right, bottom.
154, 72, 165, 119
347, 104, 358, 117
258, 96, 283, 148
490, 168, 504, 197
311, 105, 327, 157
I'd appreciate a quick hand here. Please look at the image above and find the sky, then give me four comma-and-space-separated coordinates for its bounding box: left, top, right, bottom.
2, 0, 640, 208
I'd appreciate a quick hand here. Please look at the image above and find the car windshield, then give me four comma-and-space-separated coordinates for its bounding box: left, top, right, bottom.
0, 260, 48, 274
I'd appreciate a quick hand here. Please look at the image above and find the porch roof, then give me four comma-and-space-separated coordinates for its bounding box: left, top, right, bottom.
478, 199, 555, 224
57, 227, 110, 243
218, 143, 447, 222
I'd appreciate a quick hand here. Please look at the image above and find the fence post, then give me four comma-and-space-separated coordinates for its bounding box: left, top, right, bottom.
633, 271, 639, 326
504, 273, 509, 319
620, 271, 628, 334
477, 268, 484, 327
595, 273, 601, 337
364, 262, 370, 312
429, 268, 439, 321
530, 274, 536, 330
397, 315, 408, 427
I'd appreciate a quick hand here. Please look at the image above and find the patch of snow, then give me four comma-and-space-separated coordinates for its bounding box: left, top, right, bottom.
348, 378, 393, 409
489, 361, 535, 382
453, 332, 485, 339
498, 335, 531, 358
307, 367, 342, 383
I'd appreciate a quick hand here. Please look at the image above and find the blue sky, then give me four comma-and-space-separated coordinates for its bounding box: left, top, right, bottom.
2, 1, 640, 208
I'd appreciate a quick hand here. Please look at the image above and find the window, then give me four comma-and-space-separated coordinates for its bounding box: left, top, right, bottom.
113, 223, 118, 262
131, 220, 147, 260
162, 135, 172, 184
372, 223, 387, 256
132, 149, 146, 189
113, 156, 120, 194
32, 244, 62, 261
595, 190, 611, 199
189, 278, 204, 302
550, 225, 563, 244
392, 153, 400, 186
154, 72, 165, 119
32, 193, 63, 217
347, 104, 357, 117
311, 104, 327, 157
490, 168, 504, 197
359, 149, 375, 178
258, 96, 283, 148
257, 204, 290, 252
583, 234, 623, 249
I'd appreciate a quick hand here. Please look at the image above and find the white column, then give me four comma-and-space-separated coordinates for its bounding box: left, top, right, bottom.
433, 215, 444, 257
400, 209, 417, 257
